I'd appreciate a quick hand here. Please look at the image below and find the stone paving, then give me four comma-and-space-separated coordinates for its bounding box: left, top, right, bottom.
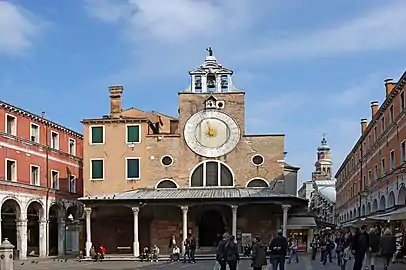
13, 256, 406, 270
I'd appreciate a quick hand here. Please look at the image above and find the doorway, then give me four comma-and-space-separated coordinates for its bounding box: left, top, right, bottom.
198, 210, 225, 247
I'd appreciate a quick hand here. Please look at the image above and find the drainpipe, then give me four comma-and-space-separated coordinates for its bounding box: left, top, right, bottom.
43, 112, 50, 256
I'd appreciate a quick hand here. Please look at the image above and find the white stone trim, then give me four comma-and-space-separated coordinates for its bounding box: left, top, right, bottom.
30, 122, 40, 143
68, 137, 76, 156
125, 157, 141, 181
160, 155, 173, 167
125, 124, 141, 144
0, 141, 80, 168
5, 157, 17, 182
245, 177, 270, 188
29, 164, 41, 186
251, 154, 265, 166
50, 130, 60, 150
155, 179, 179, 189
5, 113, 17, 136
189, 160, 235, 188
90, 158, 105, 181
89, 125, 105, 145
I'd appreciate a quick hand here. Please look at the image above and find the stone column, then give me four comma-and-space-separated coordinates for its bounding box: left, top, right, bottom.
132, 207, 140, 257
16, 213, 27, 260
84, 207, 92, 258
0, 239, 15, 270
181, 206, 188, 254
58, 218, 66, 256
231, 205, 238, 242
281, 205, 291, 237
39, 219, 47, 257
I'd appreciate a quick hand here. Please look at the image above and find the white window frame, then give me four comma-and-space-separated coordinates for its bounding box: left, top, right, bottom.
68, 138, 76, 156
401, 140, 406, 164
5, 113, 17, 136
89, 125, 105, 145
5, 158, 17, 182
90, 158, 105, 180
381, 158, 386, 176
125, 124, 141, 144
125, 157, 141, 180
50, 131, 60, 150
30, 122, 40, 143
30, 164, 40, 186
51, 170, 59, 190
69, 174, 76, 193
390, 150, 395, 171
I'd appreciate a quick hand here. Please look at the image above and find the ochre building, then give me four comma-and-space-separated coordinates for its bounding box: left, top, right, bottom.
79, 51, 312, 257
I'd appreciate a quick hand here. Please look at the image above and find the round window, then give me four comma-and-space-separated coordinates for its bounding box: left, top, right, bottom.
161, 155, 173, 166
252, 154, 264, 166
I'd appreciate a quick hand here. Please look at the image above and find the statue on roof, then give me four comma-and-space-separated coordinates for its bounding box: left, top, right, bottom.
206, 47, 213, 56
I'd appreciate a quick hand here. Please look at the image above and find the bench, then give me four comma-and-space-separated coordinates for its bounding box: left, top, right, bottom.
117, 246, 132, 254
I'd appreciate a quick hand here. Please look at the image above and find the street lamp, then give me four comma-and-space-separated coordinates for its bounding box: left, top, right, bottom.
358, 188, 369, 217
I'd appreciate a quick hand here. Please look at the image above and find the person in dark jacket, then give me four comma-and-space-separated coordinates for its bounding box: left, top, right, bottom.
269, 230, 288, 270
352, 225, 370, 270
380, 228, 396, 270
366, 227, 381, 270
251, 236, 267, 270
224, 235, 239, 270
216, 233, 230, 270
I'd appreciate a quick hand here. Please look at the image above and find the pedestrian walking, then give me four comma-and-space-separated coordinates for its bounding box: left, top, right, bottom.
269, 230, 288, 270
352, 225, 370, 270
380, 228, 396, 270
251, 236, 267, 270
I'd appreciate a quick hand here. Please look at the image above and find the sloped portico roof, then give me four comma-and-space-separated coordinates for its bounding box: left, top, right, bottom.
79, 187, 308, 205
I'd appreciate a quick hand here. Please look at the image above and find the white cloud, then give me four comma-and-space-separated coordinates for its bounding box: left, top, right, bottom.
0, 2, 44, 56
84, 0, 259, 44
249, 1, 406, 60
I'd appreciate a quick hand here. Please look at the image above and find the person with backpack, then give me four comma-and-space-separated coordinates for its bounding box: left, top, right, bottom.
269, 230, 288, 270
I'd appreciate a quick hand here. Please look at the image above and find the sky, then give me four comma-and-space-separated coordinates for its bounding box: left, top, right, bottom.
1, 0, 406, 185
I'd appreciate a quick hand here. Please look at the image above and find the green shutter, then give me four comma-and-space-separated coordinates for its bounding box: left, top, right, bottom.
91, 160, 103, 179
91, 127, 104, 144
127, 158, 140, 179
127, 125, 140, 143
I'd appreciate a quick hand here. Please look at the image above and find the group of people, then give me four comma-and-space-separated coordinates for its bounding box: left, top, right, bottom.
311, 225, 397, 270
216, 230, 291, 270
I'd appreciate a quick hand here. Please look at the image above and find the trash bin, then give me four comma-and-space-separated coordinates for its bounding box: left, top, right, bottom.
13, 249, 19, 260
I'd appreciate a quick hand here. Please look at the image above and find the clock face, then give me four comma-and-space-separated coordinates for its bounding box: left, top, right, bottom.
184, 110, 240, 158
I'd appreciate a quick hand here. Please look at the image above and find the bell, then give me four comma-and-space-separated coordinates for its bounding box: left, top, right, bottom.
221, 80, 228, 88
207, 79, 216, 88
195, 79, 202, 89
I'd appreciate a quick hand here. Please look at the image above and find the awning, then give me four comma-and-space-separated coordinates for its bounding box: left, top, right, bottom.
369, 206, 406, 221
286, 216, 317, 229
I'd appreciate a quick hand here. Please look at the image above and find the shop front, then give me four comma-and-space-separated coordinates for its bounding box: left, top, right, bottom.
286, 216, 316, 252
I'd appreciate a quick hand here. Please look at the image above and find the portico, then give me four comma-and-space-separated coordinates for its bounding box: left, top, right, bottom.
80, 187, 306, 257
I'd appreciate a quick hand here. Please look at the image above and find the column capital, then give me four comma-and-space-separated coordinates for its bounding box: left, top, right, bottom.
84, 207, 92, 214
231, 205, 238, 212
281, 204, 291, 212
39, 219, 48, 224
16, 219, 28, 226
181, 206, 188, 212
132, 206, 140, 214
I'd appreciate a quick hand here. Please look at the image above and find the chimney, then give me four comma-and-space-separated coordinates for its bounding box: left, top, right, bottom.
384, 78, 396, 96
371, 101, 379, 117
108, 85, 124, 115
41, 111, 45, 118
361, 118, 368, 134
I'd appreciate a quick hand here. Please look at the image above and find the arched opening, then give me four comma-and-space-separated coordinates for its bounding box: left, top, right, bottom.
350, 211, 353, 219
353, 208, 357, 218
366, 202, 371, 215
246, 178, 269, 188
48, 204, 63, 256
372, 199, 378, 212
190, 161, 233, 187
1, 199, 21, 249
198, 209, 225, 247
27, 201, 44, 256
398, 186, 406, 205
65, 205, 80, 254
361, 205, 366, 216
379, 196, 386, 211
156, 179, 178, 189
388, 191, 396, 208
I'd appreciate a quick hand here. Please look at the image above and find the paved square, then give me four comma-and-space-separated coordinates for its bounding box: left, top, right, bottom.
13, 256, 406, 270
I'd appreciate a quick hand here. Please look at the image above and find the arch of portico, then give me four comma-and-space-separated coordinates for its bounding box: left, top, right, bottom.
379, 195, 386, 211
398, 186, 406, 205
388, 191, 396, 208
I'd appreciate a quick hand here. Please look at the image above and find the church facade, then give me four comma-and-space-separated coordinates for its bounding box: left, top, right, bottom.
79, 50, 312, 257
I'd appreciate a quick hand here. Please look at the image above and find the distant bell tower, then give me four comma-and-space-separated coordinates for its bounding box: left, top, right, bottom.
312, 134, 333, 180
188, 47, 235, 93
